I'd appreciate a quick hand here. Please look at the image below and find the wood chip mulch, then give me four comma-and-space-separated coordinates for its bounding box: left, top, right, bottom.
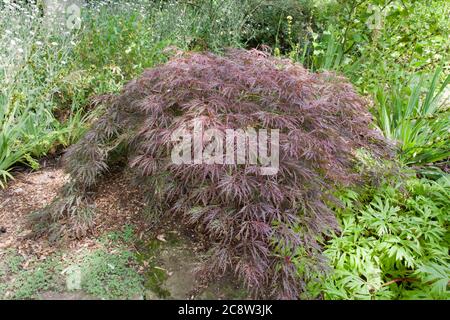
0, 166, 150, 262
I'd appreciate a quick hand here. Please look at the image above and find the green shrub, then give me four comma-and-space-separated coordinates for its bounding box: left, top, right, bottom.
313, 0, 450, 92
319, 173, 449, 300
242, 0, 315, 51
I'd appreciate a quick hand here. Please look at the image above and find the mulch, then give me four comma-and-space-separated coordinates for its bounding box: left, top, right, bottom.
0, 165, 150, 261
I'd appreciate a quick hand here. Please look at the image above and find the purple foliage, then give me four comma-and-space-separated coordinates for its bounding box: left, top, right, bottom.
33, 49, 392, 298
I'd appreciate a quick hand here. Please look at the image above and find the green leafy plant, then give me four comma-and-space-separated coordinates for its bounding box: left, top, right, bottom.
0, 1, 89, 187
0, 251, 62, 300
0, 227, 148, 300
319, 173, 449, 300
373, 67, 449, 165
312, 0, 449, 92
242, 0, 315, 52
80, 248, 144, 299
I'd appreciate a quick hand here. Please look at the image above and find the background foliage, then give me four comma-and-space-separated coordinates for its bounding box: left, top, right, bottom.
0, 0, 448, 299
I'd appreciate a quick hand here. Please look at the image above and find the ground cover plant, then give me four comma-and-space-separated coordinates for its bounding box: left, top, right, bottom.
320, 173, 449, 300
0, 227, 145, 300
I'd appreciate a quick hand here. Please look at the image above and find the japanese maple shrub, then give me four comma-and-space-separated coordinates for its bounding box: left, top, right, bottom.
30, 49, 392, 298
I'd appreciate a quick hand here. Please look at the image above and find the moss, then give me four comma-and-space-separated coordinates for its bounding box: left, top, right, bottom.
136, 239, 170, 299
